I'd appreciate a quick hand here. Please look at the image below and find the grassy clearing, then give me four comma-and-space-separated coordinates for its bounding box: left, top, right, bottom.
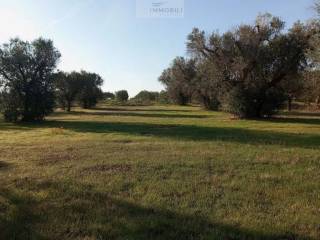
0, 105, 320, 240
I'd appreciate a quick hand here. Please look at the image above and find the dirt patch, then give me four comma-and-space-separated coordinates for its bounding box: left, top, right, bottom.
80, 163, 132, 174
13, 176, 39, 188
38, 152, 73, 166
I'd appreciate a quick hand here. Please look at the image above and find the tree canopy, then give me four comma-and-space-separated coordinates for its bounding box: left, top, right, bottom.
159, 57, 196, 106
115, 90, 129, 102
55, 71, 83, 112
0, 38, 61, 122
133, 90, 159, 103
76, 71, 104, 109
159, 13, 318, 117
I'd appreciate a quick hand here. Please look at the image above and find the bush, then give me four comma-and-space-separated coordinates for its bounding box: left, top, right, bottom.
224, 86, 285, 118
115, 90, 129, 102
158, 91, 170, 104
103, 92, 115, 100
133, 91, 159, 102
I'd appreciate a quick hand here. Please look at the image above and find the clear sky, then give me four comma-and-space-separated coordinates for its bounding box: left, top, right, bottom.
0, 0, 315, 97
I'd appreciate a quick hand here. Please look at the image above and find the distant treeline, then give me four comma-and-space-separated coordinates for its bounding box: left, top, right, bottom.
102, 90, 170, 105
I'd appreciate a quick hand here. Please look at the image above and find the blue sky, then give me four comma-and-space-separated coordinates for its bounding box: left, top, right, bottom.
0, 0, 315, 96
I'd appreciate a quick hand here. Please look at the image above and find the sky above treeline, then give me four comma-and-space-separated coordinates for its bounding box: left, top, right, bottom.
0, 0, 316, 96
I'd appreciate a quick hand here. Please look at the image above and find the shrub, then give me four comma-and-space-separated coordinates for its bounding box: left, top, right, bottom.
115, 90, 129, 102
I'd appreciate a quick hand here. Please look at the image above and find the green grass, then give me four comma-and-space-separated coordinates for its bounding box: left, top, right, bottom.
0, 105, 320, 240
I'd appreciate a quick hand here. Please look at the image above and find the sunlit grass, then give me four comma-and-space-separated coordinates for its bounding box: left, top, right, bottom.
0, 105, 320, 239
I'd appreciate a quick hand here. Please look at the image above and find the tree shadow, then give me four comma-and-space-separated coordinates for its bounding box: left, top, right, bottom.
267, 117, 320, 125
0, 161, 11, 171
281, 111, 320, 118
0, 121, 33, 131
0, 180, 314, 240
17, 120, 320, 149
92, 107, 195, 112
0, 188, 46, 240
52, 111, 208, 119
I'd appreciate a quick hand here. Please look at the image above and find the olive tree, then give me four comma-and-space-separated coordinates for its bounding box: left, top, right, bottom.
192, 59, 221, 110
0, 38, 60, 122
187, 14, 313, 118
55, 71, 83, 111
158, 57, 196, 105
77, 71, 104, 109
303, 1, 320, 108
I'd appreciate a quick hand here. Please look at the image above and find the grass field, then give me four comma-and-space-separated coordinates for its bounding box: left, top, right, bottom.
0, 105, 320, 240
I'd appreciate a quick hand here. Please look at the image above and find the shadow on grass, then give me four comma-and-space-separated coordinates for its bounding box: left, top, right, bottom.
52, 111, 208, 119
281, 111, 320, 118
0, 161, 11, 171
0, 180, 314, 240
0, 189, 46, 240
267, 117, 320, 125
0, 121, 33, 131
13, 120, 320, 149
92, 107, 196, 112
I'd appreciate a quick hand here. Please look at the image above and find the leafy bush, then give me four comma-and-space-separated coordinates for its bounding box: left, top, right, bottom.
133, 90, 159, 103
115, 90, 129, 102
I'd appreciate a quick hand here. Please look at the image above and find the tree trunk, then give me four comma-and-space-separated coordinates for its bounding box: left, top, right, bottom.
202, 96, 210, 110
287, 97, 292, 112
67, 101, 71, 112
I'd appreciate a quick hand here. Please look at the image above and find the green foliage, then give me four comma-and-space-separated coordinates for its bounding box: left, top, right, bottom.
301, 70, 320, 108
181, 14, 315, 117
159, 14, 310, 115
115, 90, 129, 102
102, 92, 115, 100
132, 90, 159, 104
0, 91, 21, 122
300, 3, 320, 108
224, 85, 285, 118
158, 57, 195, 105
55, 71, 83, 111
158, 90, 170, 104
76, 71, 104, 109
0, 38, 60, 122
193, 60, 221, 110
55, 71, 104, 110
